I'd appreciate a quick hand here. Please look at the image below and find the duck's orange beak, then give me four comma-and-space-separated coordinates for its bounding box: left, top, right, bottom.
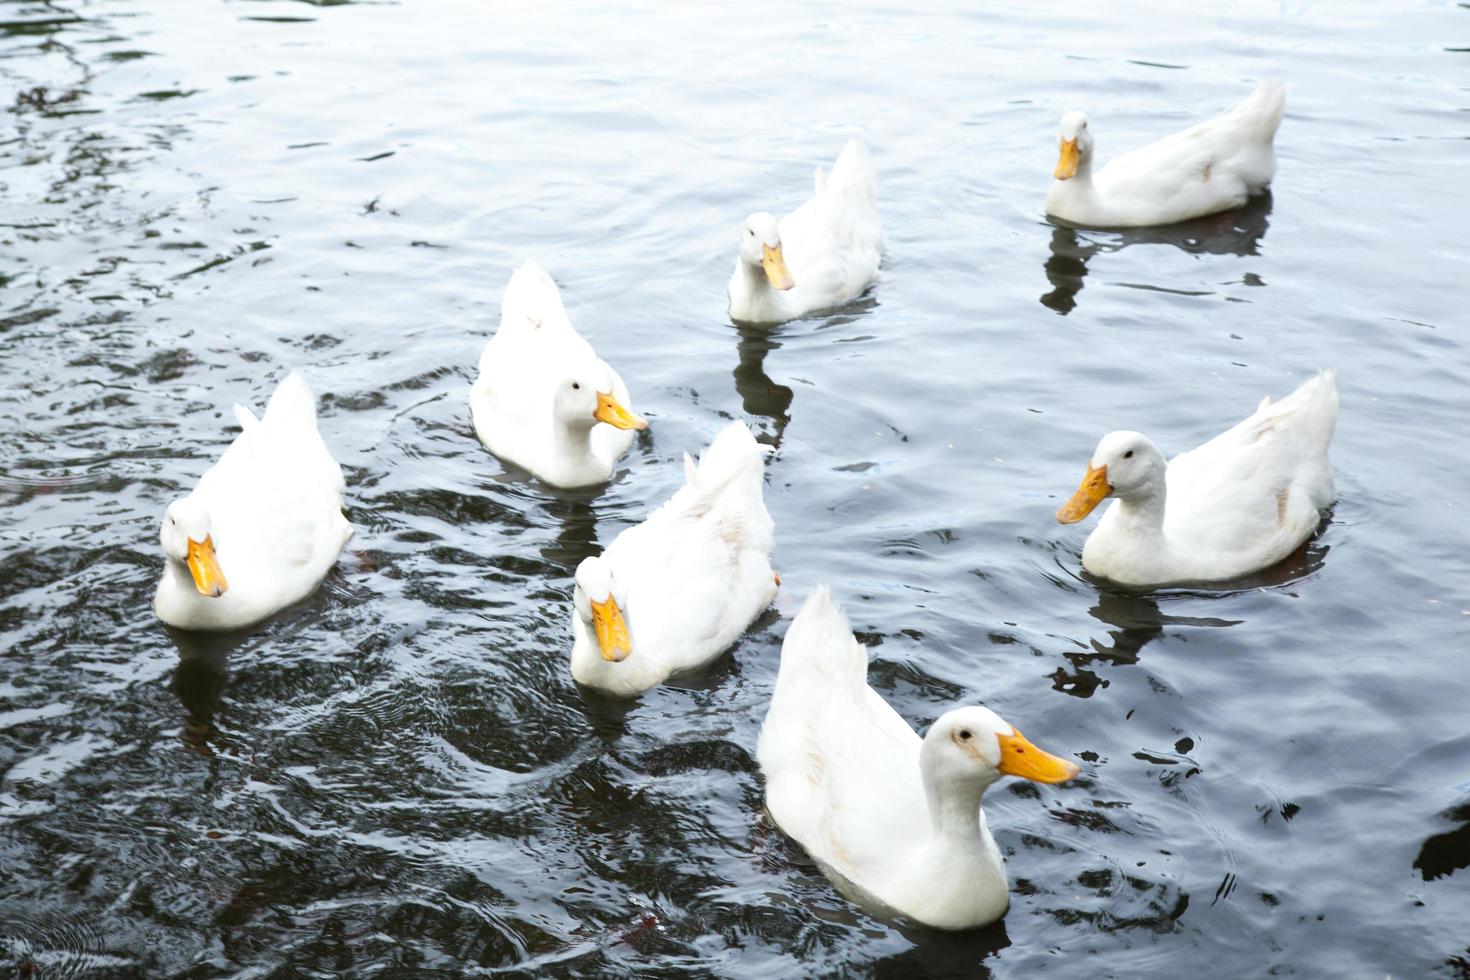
591, 595, 632, 662
1057, 462, 1110, 524
186, 535, 228, 598
1054, 137, 1080, 180
762, 243, 795, 291
594, 391, 647, 431
997, 727, 1079, 783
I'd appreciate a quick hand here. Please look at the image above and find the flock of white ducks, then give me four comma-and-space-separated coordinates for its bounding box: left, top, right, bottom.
154, 81, 1339, 931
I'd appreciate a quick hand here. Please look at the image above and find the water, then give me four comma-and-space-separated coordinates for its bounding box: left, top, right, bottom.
2, 0, 1467, 975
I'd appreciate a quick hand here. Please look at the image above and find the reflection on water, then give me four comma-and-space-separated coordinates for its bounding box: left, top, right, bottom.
1052, 590, 1241, 698
1414, 801, 1470, 883
540, 496, 604, 572
872, 919, 1009, 978
167, 638, 233, 757
1041, 194, 1273, 314
1053, 529, 1329, 697
731, 294, 880, 448
732, 319, 795, 447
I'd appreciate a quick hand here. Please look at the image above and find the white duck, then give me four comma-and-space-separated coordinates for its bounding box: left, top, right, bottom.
471, 262, 645, 488
1046, 81, 1285, 228
155, 372, 354, 631
569, 421, 777, 697
1057, 370, 1338, 587
728, 139, 883, 325
758, 586, 1079, 930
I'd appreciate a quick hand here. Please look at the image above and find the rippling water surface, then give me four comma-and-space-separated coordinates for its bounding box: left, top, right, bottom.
3, 1, 1468, 975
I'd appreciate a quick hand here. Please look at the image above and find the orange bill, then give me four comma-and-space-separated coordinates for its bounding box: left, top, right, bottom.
997, 727, 1080, 783
186, 535, 228, 598
1056, 462, 1111, 524
1054, 137, 1080, 180
762, 243, 795, 291
594, 391, 648, 431
591, 595, 632, 662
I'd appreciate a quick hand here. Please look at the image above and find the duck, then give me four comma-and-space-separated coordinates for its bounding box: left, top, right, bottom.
1045, 81, 1285, 228
1056, 369, 1338, 587
471, 262, 645, 488
155, 372, 354, 631
569, 420, 777, 697
728, 139, 883, 325
757, 586, 1079, 930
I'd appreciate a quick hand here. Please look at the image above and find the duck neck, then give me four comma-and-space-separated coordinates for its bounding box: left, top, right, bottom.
552, 420, 597, 467
1073, 147, 1096, 186
163, 556, 196, 595
920, 762, 995, 844
1112, 476, 1167, 541
734, 258, 771, 300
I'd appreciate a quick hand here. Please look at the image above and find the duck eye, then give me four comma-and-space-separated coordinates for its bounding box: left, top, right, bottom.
571, 382, 580, 391
958, 729, 972, 741
1123, 450, 1134, 459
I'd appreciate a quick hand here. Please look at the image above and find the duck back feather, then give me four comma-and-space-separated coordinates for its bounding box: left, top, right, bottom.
1164, 368, 1336, 560
759, 587, 926, 886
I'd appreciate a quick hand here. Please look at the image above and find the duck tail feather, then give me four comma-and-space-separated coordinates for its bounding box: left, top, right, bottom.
826, 139, 877, 206
501, 261, 565, 332
263, 371, 317, 428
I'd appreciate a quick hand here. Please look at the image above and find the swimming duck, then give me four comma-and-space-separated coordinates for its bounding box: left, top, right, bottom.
1046, 81, 1285, 228
728, 139, 883, 325
471, 262, 645, 488
758, 586, 1079, 930
1056, 369, 1338, 587
569, 421, 776, 697
155, 372, 354, 631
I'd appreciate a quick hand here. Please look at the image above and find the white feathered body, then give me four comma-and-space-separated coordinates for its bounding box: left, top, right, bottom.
1083, 370, 1338, 585
570, 422, 776, 696
758, 587, 1010, 929
471, 262, 635, 487
729, 140, 883, 324
155, 373, 353, 631
1047, 81, 1285, 228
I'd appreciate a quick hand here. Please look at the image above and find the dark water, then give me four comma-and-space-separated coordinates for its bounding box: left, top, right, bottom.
2, 1, 1468, 976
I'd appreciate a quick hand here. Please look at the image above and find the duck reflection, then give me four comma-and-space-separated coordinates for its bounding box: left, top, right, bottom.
871, 917, 1009, 976
731, 293, 881, 447
1415, 800, 1470, 883
732, 319, 795, 448
165, 628, 247, 756
1052, 590, 1241, 698
1041, 192, 1273, 315
539, 495, 603, 572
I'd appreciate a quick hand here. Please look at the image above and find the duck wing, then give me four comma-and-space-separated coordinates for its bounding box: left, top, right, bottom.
1097, 82, 1284, 210
1165, 369, 1337, 561
198, 373, 351, 570
780, 140, 883, 308
759, 586, 927, 890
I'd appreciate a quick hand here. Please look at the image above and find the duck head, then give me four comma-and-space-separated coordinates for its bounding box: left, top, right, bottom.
921, 706, 1080, 794
160, 497, 228, 598
1054, 111, 1094, 180
552, 366, 646, 435
574, 556, 632, 662
1056, 430, 1167, 523
738, 212, 795, 291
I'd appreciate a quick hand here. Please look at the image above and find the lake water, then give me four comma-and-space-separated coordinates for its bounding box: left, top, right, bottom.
2, 0, 1468, 975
